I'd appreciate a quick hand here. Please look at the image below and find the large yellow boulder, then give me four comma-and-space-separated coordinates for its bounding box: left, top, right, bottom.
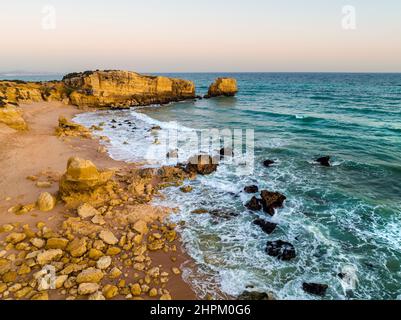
0, 106, 28, 130
205, 78, 238, 98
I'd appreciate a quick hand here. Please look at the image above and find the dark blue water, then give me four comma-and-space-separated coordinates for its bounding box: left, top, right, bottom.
27, 72, 401, 299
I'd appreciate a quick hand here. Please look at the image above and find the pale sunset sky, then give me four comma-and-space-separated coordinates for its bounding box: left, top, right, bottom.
0, 0, 400, 73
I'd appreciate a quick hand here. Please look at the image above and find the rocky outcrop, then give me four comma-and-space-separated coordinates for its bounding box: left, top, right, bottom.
55, 116, 92, 138
205, 78, 238, 98
266, 240, 296, 261
260, 190, 286, 216
316, 156, 331, 167
59, 157, 116, 208
62, 70, 196, 108
302, 283, 328, 296
253, 219, 277, 235
0, 105, 28, 130
185, 155, 219, 175
0, 70, 196, 130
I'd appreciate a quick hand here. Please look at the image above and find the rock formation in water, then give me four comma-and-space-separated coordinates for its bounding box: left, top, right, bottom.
0, 70, 196, 130
205, 77, 238, 98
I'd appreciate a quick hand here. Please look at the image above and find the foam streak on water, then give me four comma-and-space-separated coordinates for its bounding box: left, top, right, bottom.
74, 73, 401, 300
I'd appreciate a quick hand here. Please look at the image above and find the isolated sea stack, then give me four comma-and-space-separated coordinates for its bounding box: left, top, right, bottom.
205, 77, 238, 98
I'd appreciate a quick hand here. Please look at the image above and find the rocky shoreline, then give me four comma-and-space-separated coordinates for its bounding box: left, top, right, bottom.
0, 70, 240, 300
0, 101, 201, 300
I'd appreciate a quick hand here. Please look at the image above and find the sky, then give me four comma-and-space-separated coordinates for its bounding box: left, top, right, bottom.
0, 0, 400, 73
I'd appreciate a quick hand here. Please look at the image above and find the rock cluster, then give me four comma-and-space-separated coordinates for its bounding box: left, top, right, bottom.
55, 116, 92, 138
205, 78, 238, 98
0, 157, 189, 300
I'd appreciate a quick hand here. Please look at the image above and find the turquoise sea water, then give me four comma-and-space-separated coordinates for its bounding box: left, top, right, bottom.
7, 73, 401, 299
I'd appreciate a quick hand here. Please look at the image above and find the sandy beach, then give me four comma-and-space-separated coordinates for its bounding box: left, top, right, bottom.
0, 101, 197, 300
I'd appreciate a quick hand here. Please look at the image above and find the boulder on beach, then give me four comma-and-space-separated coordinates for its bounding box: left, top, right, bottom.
59, 157, 115, 207
253, 219, 277, 234
0, 105, 28, 131
205, 78, 238, 98
302, 283, 328, 296
185, 155, 218, 175
266, 240, 296, 261
316, 156, 331, 167
260, 190, 286, 216
55, 116, 91, 138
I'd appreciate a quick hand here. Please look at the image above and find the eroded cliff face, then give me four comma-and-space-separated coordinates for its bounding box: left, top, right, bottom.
63, 70, 196, 108
0, 70, 196, 130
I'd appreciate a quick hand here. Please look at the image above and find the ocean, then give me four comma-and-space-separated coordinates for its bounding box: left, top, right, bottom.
7, 72, 401, 300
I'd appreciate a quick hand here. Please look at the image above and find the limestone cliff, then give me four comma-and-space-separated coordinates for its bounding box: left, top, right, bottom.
205, 77, 238, 98
0, 70, 196, 130
62, 70, 196, 108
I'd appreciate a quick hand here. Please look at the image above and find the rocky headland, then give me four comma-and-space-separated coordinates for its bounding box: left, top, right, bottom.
0, 70, 196, 131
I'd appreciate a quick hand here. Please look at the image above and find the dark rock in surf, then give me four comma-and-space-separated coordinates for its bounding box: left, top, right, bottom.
237, 291, 275, 300
253, 219, 277, 235
209, 209, 239, 219
244, 185, 259, 194
185, 154, 218, 175
167, 149, 179, 159
263, 160, 275, 167
266, 240, 296, 261
260, 190, 286, 216
316, 156, 331, 167
220, 147, 234, 159
302, 283, 328, 297
245, 196, 262, 211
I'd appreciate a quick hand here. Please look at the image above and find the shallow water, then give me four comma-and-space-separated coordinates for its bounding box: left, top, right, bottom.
73, 73, 401, 300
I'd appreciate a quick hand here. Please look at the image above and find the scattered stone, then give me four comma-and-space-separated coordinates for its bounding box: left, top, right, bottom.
166, 149, 179, 159
260, 190, 286, 216
46, 237, 69, 250
244, 185, 259, 193
130, 283, 142, 296
37, 192, 56, 212
66, 238, 87, 257
76, 268, 104, 284
30, 238, 45, 248
149, 288, 158, 297
78, 283, 100, 295
266, 240, 296, 261
0, 224, 14, 233
302, 283, 328, 296
77, 203, 99, 219
97, 256, 112, 270
253, 219, 277, 235
91, 215, 106, 225
89, 291, 106, 300
36, 181, 52, 188
37, 249, 63, 265
99, 230, 118, 245
102, 284, 118, 299
5, 233, 26, 244
133, 220, 148, 235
